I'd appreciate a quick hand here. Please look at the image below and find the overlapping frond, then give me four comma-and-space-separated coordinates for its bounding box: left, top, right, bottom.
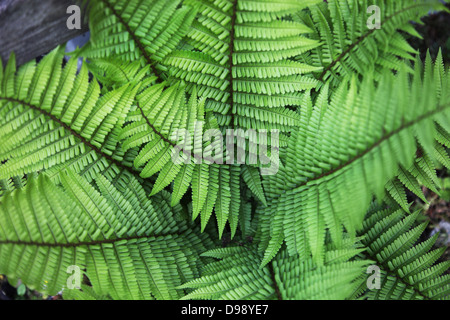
179, 242, 368, 300
85, 0, 197, 78
384, 52, 450, 209
259, 54, 450, 265
353, 206, 450, 300
0, 47, 139, 193
162, 0, 322, 130
86, 58, 154, 91
0, 170, 214, 299
294, 0, 446, 87
119, 81, 244, 237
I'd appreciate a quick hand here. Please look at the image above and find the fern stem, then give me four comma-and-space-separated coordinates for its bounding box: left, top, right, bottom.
0, 231, 184, 248
136, 102, 176, 148
135, 102, 203, 163
268, 262, 282, 300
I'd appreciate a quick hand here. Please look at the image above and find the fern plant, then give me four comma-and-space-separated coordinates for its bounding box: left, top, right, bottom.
0, 0, 449, 300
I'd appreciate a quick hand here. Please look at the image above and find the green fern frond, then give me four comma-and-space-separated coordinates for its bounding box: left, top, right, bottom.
162, 0, 322, 130
0, 170, 214, 299
259, 54, 450, 266
354, 206, 450, 300
294, 0, 445, 86
119, 82, 238, 236
179, 243, 368, 300
0, 0, 448, 302
63, 284, 112, 300
85, 0, 197, 78
0, 47, 139, 190
382, 51, 449, 206
241, 165, 266, 206
86, 58, 154, 91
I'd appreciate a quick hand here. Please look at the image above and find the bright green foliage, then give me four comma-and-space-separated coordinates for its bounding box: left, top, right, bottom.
63, 284, 112, 300
0, 47, 139, 193
295, 0, 445, 86
0, 0, 449, 301
163, 0, 322, 130
86, 58, 153, 91
0, 170, 213, 299
180, 204, 450, 300
259, 53, 450, 265
353, 206, 450, 300
119, 79, 242, 237
180, 241, 368, 300
85, 0, 197, 78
